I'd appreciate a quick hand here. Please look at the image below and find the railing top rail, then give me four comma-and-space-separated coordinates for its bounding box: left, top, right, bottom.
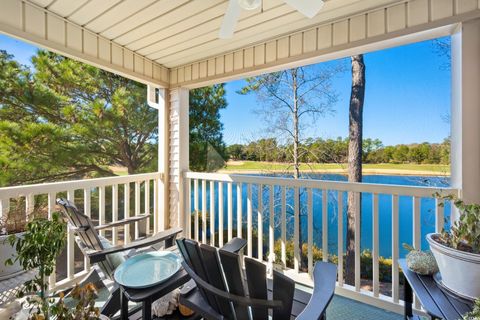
184, 171, 457, 198
0, 172, 163, 198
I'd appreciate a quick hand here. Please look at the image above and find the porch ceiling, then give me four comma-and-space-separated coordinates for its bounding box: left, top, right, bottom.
1, 0, 480, 88
26, 0, 402, 68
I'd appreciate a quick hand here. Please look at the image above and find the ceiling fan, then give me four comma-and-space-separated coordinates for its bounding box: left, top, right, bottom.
219, 0, 325, 39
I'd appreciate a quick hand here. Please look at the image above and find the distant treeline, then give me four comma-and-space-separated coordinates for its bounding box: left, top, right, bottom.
226, 137, 450, 164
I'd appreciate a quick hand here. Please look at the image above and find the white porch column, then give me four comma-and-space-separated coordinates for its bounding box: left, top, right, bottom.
451, 18, 480, 215
168, 88, 190, 229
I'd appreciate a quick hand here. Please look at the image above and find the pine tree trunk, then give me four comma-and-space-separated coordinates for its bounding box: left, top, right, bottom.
345, 55, 365, 285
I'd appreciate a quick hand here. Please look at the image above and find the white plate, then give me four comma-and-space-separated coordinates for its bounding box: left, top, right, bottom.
114, 251, 181, 289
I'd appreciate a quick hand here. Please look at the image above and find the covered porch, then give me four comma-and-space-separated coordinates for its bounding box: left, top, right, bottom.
1, 0, 480, 318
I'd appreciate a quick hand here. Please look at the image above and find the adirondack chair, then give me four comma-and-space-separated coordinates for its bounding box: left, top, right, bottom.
56, 198, 182, 318
176, 238, 337, 320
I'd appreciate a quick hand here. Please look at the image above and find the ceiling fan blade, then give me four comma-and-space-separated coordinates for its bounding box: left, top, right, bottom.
219, 0, 242, 39
284, 0, 325, 19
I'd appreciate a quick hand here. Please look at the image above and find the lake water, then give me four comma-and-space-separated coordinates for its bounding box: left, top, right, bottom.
190, 174, 451, 259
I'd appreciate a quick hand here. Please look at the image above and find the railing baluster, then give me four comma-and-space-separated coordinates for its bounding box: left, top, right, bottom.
218, 182, 224, 246
153, 179, 158, 235
237, 183, 243, 238
47, 193, 56, 290
99, 186, 106, 237
26, 193, 34, 220
269, 185, 275, 267
112, 185, 118, 245
202, 179, 207, 244
134, 181, 140, 240
322, 189, 328, 262
83, 188, 91, 273
413, 197, 421, 249
258, 184, 263, 261
413, 196, 421, 309
0, 197, 8, 219
293, 186, 300, 273
210, 180, 215, 246
435, 197, 444, 233
355, 192, 361, 291
281, 186, 286, 267
372, 193, 379, 297
185, 178, 191, 239
145, 180, 150, 236
228, 182, 233, 241
247, 184, 252, 257
67, 190, 75, 280
124, 183, 131, 244
337, 191, 344, 286
194, 179, 199, 241
392, 194, 400, 302
307, 188, 313, 276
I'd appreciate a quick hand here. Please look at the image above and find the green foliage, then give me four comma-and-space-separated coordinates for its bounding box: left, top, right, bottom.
436, 194, 480, 254
226, 137, 450, 165
5, 213, 66, 319
273, 240, 399, 283
463, 298, 480, 320
189, 85, 228, 172
50, 283, 101, 320
0, 49, 157, 186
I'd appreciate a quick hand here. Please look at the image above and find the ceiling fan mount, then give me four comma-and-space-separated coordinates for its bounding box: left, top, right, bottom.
219, 0, 325, 39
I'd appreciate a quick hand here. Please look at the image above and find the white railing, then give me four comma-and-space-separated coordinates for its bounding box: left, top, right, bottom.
183, 171, 458, 313
0, 172, 162, 291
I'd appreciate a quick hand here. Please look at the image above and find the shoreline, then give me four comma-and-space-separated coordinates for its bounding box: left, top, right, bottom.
218, 168, 450, 176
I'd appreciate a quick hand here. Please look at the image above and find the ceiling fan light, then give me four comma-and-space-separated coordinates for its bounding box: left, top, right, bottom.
238, 0, 261, 11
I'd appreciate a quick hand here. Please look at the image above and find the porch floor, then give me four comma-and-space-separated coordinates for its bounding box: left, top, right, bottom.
327, 295, 402, 320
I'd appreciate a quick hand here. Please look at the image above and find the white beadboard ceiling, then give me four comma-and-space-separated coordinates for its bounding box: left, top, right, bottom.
27, 0, 404, 68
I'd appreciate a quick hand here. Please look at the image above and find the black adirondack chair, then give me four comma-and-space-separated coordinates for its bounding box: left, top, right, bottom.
176, 238, 337, 320
56, 198, 182, 318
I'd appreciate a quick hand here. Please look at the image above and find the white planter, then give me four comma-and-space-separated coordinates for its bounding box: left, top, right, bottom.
0, 233, 25, 281
427, 233, 480, 300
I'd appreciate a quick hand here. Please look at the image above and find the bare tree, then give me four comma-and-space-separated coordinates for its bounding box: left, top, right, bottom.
240, 64, 343, 269
345, 55, 366, 285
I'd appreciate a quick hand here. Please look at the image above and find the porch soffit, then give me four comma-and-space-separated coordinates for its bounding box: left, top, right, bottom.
0, 0, 479, 88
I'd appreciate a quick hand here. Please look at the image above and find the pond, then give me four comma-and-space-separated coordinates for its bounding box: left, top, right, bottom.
190, 173, 451, 259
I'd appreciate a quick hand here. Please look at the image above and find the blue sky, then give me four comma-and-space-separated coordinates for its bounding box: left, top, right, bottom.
0, 33, 451, 146
222, 37, 451, 146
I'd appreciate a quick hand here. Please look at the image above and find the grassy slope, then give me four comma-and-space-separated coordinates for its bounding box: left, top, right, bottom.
223, 161, 450, 173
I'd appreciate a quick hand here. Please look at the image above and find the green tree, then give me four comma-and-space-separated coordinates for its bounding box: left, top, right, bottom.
0, 50, 157, 186
227, 144, 244, 160
189, 84, 228, 172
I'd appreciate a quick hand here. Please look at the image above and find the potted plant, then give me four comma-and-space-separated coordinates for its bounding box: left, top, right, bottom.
427, 194, 480, 300
5, 212, 66, 319
0, 209, 28, 280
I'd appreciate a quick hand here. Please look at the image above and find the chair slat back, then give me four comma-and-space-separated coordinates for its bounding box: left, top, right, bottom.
199, 244, 233, 317
182, 239, 221, 313
272, 271, 295, 320
244, 257, 269, 319
56, 198, 115, 277
218, 249, 249, 320
178, 238, 296, 320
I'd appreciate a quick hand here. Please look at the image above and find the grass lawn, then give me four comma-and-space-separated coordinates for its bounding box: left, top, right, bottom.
222, 161, 450, 174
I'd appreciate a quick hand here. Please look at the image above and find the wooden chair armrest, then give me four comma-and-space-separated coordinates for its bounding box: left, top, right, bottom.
220, 237, 247, 254
94, 214, 150, 231
87, 227, 182, 264
296, 261, 337, 320
181, 261, 282, 309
